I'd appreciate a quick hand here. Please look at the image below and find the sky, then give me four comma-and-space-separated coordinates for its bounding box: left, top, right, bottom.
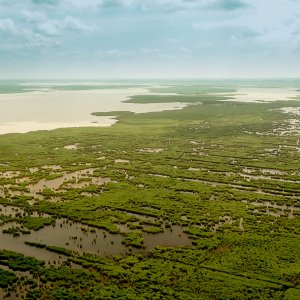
0, 0, 299, 79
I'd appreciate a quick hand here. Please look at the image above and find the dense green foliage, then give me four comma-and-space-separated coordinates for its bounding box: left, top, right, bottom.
0, 82, 299, 299
0, 268, 17, 288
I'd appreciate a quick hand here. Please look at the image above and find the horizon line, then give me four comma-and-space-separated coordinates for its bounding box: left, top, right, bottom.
1, 77, 300, 81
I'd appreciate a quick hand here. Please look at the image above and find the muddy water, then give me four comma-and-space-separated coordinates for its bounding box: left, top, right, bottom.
0, 205, 64, 265
238, 172, 300, 184
115, 159, 130, 163
148, 172, 298, 198
250, 201, 300, 218
0, 187, 5, 197
250, 201, 300, 211
243, 167, 286, 175
24, 219, 128, 256
0, 171, 21, 179
0, 265, 32, 300
0, 210, 127, 258
0, 205, 49, 218
0, 224, 66, 266
143, 225, 192, 249
40, 165, 62, 171
0, 168, 113, 202
139, 148, 164, 153
0, 204, 192, 266
28, 168, 97, 193
239, 218, 245, 232
0, 259, 51, 300
1, 169, 193, 261
188, 167, 297, 184
64, 144, 79, 150
116, 210, 192, 249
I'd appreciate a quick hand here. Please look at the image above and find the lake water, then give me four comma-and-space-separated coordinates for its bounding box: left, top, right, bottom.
0, 87, 186, 135
222, 87, 299, 102
0, 83, 299, 135
0, 205, 192, 263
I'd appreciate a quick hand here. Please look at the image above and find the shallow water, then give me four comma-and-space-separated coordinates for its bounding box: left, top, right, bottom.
1, 85, 299, 134
0, 88, 186, 134
0, 204, 192, 264
280, 107, 300, 116
27, 168, 98, 194
221, 87, 300, 103
0, 224, 67, 265
0, 168, 111, 202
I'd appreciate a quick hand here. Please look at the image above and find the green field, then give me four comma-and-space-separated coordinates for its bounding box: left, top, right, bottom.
0, 82, 299, 299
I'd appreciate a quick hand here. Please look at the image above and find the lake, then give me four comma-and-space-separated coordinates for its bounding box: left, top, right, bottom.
0, 81, 299, 135
0, 86, 186, 134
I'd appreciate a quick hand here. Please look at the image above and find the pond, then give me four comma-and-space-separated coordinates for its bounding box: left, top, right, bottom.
0, 205, 192, 265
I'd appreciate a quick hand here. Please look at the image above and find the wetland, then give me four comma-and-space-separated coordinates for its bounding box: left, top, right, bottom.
0, 79, 299, 299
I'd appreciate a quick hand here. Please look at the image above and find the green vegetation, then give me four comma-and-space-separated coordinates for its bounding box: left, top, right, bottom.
0, 250, 44, 272
122, 231, 144, 248
92, 111, 134, 116
20, 216, 55, 231
124, 94, 229, 103
0, 269, 17, 288
0, 82, 299, 299
24, 242, 73, 256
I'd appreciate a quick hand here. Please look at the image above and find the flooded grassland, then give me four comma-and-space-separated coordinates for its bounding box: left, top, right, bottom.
0, 82, 299, 299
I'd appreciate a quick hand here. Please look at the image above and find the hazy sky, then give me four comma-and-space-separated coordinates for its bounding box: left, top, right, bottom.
0, 0, 299, 78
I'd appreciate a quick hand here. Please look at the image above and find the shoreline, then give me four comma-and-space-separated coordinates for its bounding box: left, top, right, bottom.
0, 87, 186, 135
0, 86, 299, 135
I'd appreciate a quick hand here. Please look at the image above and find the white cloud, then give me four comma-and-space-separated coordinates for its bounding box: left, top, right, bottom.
62, 16, 94, 31
0, 18, 18, 35
139, 48, 161, 56
23, 29, 61, 48
96, 48, 166, 59
95, 47, 186, 61
0, 0, 299, 78
37, 20, 60, 36
194, 21, 261, 40
97, 49, 132, 58
96, 0, 250, 12
37, 16, 95, 36
179, 46, 191, 53
0, 27, 60, 51
22, 11, 47, 22
34, 0, 249, 12
216, 25, 260, 40
204, 0, 249, 11
0, 17, 61, 50
31, 0, 59, 5
64, 0, 102, 9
